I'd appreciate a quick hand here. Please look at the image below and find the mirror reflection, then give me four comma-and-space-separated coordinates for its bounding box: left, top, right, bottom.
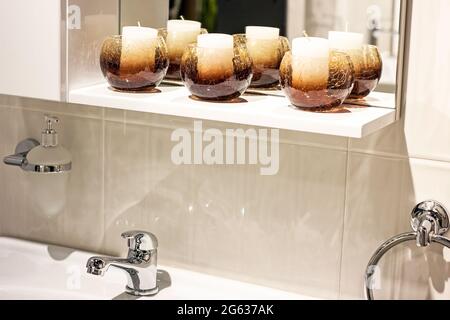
168, 0, 401, 94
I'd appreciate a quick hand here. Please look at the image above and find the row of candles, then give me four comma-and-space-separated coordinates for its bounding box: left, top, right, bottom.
100, 19, 383, 111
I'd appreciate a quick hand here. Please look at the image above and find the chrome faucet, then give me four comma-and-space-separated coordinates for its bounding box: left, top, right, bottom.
86, 231, 159, 296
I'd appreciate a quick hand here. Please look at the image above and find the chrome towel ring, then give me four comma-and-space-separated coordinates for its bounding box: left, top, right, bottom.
364, 200, 450, 300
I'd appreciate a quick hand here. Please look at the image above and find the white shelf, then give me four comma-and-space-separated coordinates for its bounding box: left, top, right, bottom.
68, 83, 396, 138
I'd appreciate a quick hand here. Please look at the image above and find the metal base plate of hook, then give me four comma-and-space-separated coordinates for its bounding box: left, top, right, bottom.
3, 138, 40, 168
411, 200, 449, 245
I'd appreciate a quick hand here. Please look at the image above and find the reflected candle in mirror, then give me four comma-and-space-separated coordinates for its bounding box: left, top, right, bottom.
180, 33, 253, 101
280, 37, 354, 111
352, 44, 382, 99
162, 19, 203, 80
329, 31, 382, 99
100, 26, 169, 91
244, 26, 290, 88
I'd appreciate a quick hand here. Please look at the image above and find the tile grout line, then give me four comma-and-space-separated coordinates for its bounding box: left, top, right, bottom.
0, 103, 349, 151
337, 137, 351, 299
101, 108, 106, 253
350, 149, 450, 165
0, 103, 103, 121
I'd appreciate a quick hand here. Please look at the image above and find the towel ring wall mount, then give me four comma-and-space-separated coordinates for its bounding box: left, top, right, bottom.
365, 200, 450, 300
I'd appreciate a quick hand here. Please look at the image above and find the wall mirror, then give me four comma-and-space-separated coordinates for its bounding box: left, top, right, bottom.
119, 0, 410, 117
168, 0, 401, 92
66, 0, 410, 127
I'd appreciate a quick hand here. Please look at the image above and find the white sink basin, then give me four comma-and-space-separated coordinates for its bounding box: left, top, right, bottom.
0, 237, 314, 300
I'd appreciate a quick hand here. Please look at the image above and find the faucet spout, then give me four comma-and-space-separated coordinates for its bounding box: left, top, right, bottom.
86, 231, 159, 296
86, 256, 131, 276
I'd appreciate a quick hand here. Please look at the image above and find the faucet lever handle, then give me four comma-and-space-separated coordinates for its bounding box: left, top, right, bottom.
121, 230, 158, 252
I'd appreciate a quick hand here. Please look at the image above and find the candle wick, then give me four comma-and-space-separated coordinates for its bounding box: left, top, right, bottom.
137, 21, 141, 27
302, 30, 310, 39
345, 22, 349, 32
180, 15, 185, 20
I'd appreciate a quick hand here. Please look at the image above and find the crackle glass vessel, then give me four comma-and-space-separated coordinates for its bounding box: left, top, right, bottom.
159, 27, 208, 80
180, 34, 253, 101
234, 34, 290, 88
280, 50, 355, 111
348, 45, 383, 99
100, 35, 169, 92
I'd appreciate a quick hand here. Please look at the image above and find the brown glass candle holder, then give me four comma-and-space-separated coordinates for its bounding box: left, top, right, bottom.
280, 51, 355, 111
100, 35, 169, 92
349, 45, 383, 99
234, 34, 290, 89
180, 35, 253, 101
159, 28, 208, 80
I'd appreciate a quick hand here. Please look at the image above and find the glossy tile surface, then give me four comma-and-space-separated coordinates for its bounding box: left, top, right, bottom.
340, 153, 411, 299
101, 116, 347, 299
341, 155, 450, 299
0, 104, 104, 252
393, 159, 450, 300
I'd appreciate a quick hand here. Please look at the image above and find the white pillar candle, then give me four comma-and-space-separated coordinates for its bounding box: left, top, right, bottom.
197, 34, 234, 80
292, 37, 329, 58
291, 37, 330, 89
245, 26, 280, 66
167, 19, 201, 33
120, 26, 159, 72
328, 31, 364, 78
245, 26, 279, 40
166, 20, 202, 59
328, 31, 363, 50
197, 33, 234, 49
122, 26, 158, 41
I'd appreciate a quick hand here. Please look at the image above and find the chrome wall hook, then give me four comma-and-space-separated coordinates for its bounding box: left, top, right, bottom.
364, 200, 450, 300
411, 200, 449, 247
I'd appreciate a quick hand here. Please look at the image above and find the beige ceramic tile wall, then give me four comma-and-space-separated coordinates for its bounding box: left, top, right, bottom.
1, 0, 450, 300
100, 111, 348, 299
0, 96, 104, 252
0, 99, 348, 299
